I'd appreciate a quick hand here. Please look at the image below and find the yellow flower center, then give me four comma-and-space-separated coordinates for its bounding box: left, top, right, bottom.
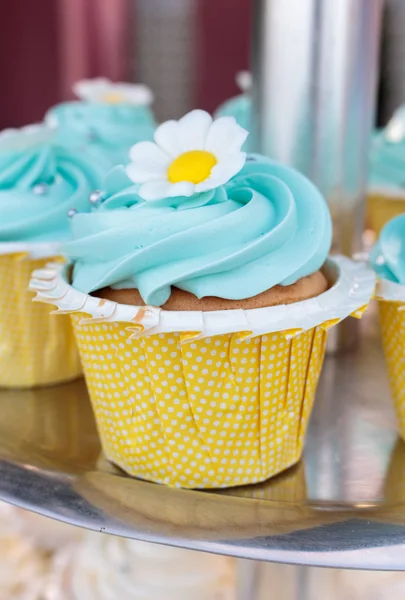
103, 92, 124, 104
167, 150, 217, 185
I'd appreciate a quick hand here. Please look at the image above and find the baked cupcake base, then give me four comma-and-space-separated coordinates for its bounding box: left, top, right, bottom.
96, 270, 328, 311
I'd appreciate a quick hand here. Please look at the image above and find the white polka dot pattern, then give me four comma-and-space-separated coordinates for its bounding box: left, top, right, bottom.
71, 315, 327, 489
0, 254, 81, 388
379, 300, 405, 439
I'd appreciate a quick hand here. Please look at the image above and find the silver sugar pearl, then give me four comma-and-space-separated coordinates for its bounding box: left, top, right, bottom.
32, 182, 49, 195
67, 208, 78, 218
89, 190, 104, 206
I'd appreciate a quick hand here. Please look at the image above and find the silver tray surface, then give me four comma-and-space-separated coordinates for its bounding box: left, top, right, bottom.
1, 310, 405, 570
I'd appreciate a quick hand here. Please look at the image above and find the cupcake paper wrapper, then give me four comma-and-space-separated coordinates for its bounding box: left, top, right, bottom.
0, 248, 81, 388
375, 278, 405, 442
30, 256, 374, 488
367, 191, 405, 235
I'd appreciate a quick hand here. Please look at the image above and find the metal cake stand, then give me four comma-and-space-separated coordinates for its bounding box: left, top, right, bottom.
1, 308, 405, 571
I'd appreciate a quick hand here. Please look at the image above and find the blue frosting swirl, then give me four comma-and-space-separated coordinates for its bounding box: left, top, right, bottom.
370, 214, 405, 283
215, 96, 252, 152
46, 102, 157, 166
64, 155, 332, 306
0, 141, 104, 243
369, 107, 405, 191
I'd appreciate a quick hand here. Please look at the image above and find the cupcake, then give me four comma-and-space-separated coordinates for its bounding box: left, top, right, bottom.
215, 71, 252, 151
31, 110, 374, 488
0, 123, 103, 388
371, 214, 405, 440
367, 106, 405, 235
48, 534, 235, 600
46, 78, 157, 168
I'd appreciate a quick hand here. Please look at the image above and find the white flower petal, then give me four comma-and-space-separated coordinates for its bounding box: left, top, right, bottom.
129, 141, 170, 166
126, 162, 167, 184
154, 121, 184, 158
204, 116, 249, 159
73, 78, 110, 101
177, 110, 213, 151
166, 181, 195, 197
114, 83, 153, 106
195, 152, 246, 192
138, 180, 174, 201
73, 78, 153, 105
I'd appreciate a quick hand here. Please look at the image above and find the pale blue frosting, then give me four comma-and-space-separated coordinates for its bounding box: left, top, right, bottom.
46, 102, 157, 166
370, 214, 405, 283
64, 155, 332, 306
215, 95, 252, 152
0, 142, 104, 243
368, 107, 405, 191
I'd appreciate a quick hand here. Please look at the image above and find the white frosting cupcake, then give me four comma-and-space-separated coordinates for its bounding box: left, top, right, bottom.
13, 509, 83, 552
0, 502, 49, 600
49, 533, 236, 600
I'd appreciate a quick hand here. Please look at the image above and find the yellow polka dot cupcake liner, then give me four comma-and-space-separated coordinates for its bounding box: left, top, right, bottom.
367, 190, 405, 236
30, 256, 375, 488
0, 246, 81, 389
376, 278, 405, 441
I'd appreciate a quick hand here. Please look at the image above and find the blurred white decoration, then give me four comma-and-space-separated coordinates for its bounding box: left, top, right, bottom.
0, 502, 49, 600
48, 533, 236, 600
384, 105, 405, 142
73, 78, 153, 106
380, 0, 405, 124
236, 71, 252, 93
13, 508, 84, 552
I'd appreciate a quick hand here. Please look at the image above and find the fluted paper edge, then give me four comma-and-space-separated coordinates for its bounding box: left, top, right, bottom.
29, 255, 375, 341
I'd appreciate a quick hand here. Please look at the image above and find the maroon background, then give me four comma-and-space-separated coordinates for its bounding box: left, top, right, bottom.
0, 0, 60, 129
0, 0, 251, 128
196, 0, 252, 113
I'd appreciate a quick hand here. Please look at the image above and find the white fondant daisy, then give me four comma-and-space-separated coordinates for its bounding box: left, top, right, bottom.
73, 78, 153, 106
236, 71, 252, 93
126, 109, 248, 200
0, 123, 55, 152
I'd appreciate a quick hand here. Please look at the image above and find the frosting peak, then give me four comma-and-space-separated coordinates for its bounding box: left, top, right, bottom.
65, 153, 332, 305
371, 214, 405, 284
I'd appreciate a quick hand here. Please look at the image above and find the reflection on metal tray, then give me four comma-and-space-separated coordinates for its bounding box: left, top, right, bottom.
1, 309, 405, 570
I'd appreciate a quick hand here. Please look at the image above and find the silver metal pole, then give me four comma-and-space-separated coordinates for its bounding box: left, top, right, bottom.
252, 0, 383, 351
252, 0, 383, 257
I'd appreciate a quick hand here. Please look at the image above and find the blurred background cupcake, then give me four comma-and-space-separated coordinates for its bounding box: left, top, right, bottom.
48, 533, 235, 600
0, 502, 50, 600
371, 214, 405, 441
367, 107, 405, 236
46, 78, 157, 168
0, 123, 103, 388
